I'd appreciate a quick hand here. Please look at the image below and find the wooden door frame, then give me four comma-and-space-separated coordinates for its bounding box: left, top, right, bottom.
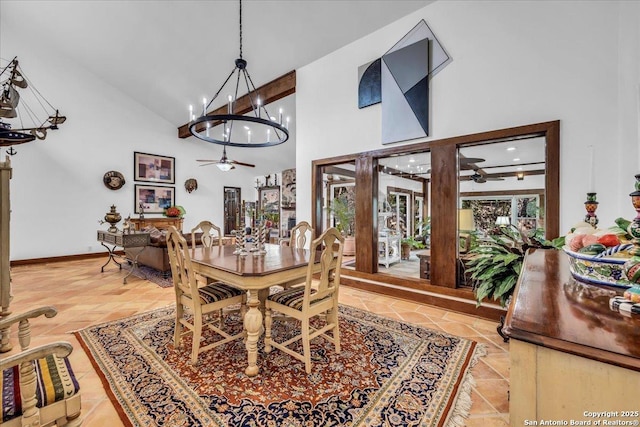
311, 121, 559, 319
223, 186, 241, 235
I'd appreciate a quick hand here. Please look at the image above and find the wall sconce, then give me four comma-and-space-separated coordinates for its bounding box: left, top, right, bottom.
516, 171, 525, 180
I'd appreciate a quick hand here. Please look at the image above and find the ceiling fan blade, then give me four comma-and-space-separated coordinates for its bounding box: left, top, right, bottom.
460, 164, 477, 170
460, 157, 485, 164
230, 160, 256, 168
485, 177, 505, 181
196, 159, 219, 162
198, 162, 217, 167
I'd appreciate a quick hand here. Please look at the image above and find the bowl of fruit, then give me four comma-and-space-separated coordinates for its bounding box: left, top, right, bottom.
562, 218, 634, 289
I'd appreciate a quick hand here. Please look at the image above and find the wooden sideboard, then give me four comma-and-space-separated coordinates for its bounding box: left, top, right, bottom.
130, 217, 183, 232
504, 249, 640, 425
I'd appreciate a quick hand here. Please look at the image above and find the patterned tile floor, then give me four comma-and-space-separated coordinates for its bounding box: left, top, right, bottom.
7, 257, 509, 426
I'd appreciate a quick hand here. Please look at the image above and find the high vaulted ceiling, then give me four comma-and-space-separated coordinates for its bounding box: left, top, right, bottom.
0, 0, 430, 127
1, 0, 431, 174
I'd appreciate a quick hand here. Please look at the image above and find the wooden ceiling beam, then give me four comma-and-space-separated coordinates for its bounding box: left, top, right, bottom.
323, 165, 356, 179
177, 70, 296, 139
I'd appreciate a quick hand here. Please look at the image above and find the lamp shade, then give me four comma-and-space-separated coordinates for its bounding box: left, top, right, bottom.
216, 162, 234, 172
496, 216, 511, 226
458, 209, 475, 231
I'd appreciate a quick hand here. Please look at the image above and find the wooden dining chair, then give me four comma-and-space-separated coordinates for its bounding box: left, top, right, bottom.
190, 220, 223, 250
166, 226, 246, 365
264, 227, 344, 373
278, 221, 314, 290
285, 221, 313, 249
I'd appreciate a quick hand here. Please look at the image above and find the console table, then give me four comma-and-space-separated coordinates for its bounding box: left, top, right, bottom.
416, 250, 430, 279
129, 217, 183, 232
378, 231, 401, 268
97, 230, 151, 284
504, 249, 640, 425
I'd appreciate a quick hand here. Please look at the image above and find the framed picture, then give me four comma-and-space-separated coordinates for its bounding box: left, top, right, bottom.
281, 168, 296, 208
134, 152, 175, 184
134, 184, 175, 214
259, 186, 280, 213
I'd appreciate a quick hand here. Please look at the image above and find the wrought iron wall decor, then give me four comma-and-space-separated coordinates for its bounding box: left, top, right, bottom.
103, 171, 125, 190
184, 178, 198, 193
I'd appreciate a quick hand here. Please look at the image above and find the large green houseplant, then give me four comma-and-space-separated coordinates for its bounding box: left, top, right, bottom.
328, 194, 354, 236
466, 226, 561, 307
327, 193, 356, 255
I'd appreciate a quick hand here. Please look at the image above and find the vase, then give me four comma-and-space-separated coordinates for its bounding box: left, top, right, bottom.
104, 205, 122, 233
343, 236, 356, 256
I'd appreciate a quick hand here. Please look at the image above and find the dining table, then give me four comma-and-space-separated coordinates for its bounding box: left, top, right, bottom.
189, 243, 320, 377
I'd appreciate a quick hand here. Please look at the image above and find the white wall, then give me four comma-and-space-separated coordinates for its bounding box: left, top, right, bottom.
4, 1, 639, 260
297, 0, 640, 235
1, 20, 266, 260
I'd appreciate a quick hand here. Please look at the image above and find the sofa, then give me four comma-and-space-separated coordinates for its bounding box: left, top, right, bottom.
136, 227, 233, 276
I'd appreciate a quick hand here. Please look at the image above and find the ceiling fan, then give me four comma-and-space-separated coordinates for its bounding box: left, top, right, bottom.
196, 145, 255, 171
460, 157, 485, 170
414, 157, 486, 175
469, 171, 504, 183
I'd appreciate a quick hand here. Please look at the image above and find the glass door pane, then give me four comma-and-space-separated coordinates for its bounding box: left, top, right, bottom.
320, 163, 356, 265
377, 151, 431, 279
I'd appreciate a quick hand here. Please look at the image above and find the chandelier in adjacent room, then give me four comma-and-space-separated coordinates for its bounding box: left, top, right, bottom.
188, 0, 289, 148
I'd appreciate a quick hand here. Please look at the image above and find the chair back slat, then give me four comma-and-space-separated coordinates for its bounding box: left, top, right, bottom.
304, 227, 343, 308
167, 226, 199, 296
190, 220, 223, 250
289, 221, 313, 249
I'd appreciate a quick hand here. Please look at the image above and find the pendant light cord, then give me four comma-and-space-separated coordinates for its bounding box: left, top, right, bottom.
239, 0, 243, 60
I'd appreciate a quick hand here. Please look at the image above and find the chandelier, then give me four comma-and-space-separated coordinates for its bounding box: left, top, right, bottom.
188, 0, 289, 148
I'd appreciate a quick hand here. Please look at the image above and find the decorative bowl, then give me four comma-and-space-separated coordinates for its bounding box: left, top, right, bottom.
563, 246, 633, 289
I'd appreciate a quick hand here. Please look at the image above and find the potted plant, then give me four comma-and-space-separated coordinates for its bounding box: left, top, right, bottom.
415, 217, 431, 247
327, 194, 356, 255
400, 236, 426, 260
465, 225, 561, 307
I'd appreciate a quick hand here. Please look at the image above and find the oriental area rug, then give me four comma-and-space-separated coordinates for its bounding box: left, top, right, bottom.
75, 305, 486, 427
122, 264, 173, 288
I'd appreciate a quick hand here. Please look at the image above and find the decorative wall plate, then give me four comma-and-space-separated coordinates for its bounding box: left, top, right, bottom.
103, 171, 126, 190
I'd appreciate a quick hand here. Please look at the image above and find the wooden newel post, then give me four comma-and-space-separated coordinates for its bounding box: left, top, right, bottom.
0, 156, 13, 352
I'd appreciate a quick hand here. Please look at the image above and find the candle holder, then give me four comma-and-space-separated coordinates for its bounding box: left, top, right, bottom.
584, 192, 599, 228
623, 174, 640, 283
233, 227, 248, 256
259, 222, 267, 254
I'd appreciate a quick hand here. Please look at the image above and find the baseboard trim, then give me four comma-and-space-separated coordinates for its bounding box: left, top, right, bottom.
341, 273, 505, 322
10, 251, 123, 267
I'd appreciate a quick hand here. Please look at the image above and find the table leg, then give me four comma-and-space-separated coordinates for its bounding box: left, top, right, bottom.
122, 246, 146, 284
243, 289, 262, 377
100, 242, 122, 272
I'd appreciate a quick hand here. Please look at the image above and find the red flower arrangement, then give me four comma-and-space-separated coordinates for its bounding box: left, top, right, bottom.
164, 205, 186, 218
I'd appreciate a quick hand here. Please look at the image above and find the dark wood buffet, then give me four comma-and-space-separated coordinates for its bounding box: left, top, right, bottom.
504, 249, 640, 425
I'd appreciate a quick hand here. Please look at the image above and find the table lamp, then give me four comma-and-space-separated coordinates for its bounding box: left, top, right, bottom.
458, 209, 475, 253
458, 209, 475, 232
495, 216, 511, 227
